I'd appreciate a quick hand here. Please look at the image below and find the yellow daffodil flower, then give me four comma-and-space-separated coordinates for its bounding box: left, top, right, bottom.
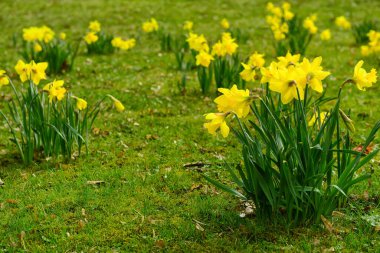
43, 80, 66, 102
260, 62, 278, 84
60, 32, 66, 40
214, 85, 252, 118
269, 65, 306, 104
73, 96, 88, 110
196, 51, 214, 67
84, 32, 99, 44
187, 33, 209, 52
303, 16, 318, 34
183, 21, 193, 31
248, 52, 265, 68
89, 20, 101, 32
15, 60, 31, 83
335, 16, 351, 30
300, 57, 330, 93
352, 60, 377, 91
34, 43, 42, 52
0, 70, 9, 87
211, 41, 226, 57
320, 29, 331, 41
29, 61, 48, 85
277, 51, 300, 68
142, 18, 159, 33
222, 34, 238, 55
220, 18, 230, 29
204, 113, 230, 138
108, 95, 125, 112
360, 45, 371, 56
240, 63, 257, 82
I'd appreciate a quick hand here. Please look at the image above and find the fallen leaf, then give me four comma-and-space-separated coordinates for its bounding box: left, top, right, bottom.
190, 184, 203, 192
183, 162, 210, 168
146, 134, 159, 140
155, 239, 165, 248
6, 199, 18, 205
353, 143, 375, 155
332, 211, 345, 217
321, 215, 333, 233
78, 220, 85, 230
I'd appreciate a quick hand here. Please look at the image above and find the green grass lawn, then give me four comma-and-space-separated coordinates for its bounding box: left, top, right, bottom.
1, 0, 380, 251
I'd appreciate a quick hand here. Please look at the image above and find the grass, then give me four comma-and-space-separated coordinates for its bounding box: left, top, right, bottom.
0, 0, 380, 251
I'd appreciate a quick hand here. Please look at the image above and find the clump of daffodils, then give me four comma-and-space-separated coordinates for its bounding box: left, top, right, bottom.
84, 20, 135, 54
360, 30, 380, 56
142, 18, 159, 33
266, 2, 294, 41
20, 26, 73, 74
239, 52, 265, 82
0, 60, 125, 165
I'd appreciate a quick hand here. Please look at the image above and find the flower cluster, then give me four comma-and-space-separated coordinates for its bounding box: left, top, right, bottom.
361, 30, 380, 56
187, 32, 209, 52
211, 32, 239, 57
84, 20, 101, 44
260, 52, 330, 103
111, 37, 136, 51
142, 18, 159, 33
239, 52, 265, 82
303, 14, 318, 34
23, 26, 55, 44
335, 16, 351, 30
266, 2, 294, 41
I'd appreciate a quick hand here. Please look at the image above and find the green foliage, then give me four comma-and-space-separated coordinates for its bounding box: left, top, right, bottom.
352, 20, 377, 45
205, 86, 379, 226
21, 39, 79, 75
0, 79, 103, 165
275, 16, 313, 56
86, 32, 115, 54
213, 54, 243, 89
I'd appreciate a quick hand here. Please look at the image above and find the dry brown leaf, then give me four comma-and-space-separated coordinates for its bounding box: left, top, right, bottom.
78, 220, 85, 230
6, 199, 18, 205
146, 134, 159, 140
155, 239, 165, 248
190, 184, 203, 192
321, 215, 334, 233
332, 211, 345, 217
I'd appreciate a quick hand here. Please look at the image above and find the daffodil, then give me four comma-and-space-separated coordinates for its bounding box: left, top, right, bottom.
222, 34, 238, 55
352, 60, 377, 91
187, 33, 209, 52
196, 51, 214, 68
303, 16, 318, 34
43, 80, 66, 102
360, 45, 371, 56
211, 41, 226, 57
183, 21, 193, 31
0, 70, 9, 87
335, 16, 351, 30
204, 113, 230, 138
260, 61, 278, 84
34, 43, 42, 52
15, 60, 31, 83
73, 96, 88, 111
60, 32, 66, 40
240, 63, 257, 82
108, 95, 125, 112
299, 57, 330, 93
277, 51, 300, 68
269, 65, 306, 104
320, 29, 331, 41
248, 52, 265, 68
29, 61, 48, 85
214, 85, 251, 118
142, 18, 159, 33
84, 32, 99, 44
89, 20, 101, 32
220, 18, 230, 29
